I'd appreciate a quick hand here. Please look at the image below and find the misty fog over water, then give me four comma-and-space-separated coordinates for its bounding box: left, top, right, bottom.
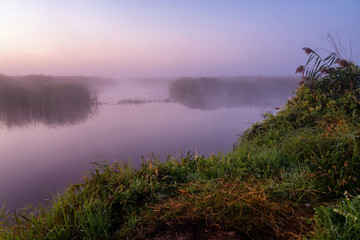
0, 76, 298, 210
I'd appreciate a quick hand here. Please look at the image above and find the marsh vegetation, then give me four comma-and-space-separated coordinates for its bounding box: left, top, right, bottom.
118, 98, 170, 105
0, 75, 100, 128
169, 76, 299, 110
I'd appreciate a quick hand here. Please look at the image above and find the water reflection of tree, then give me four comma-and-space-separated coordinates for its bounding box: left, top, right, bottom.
0, 82, 98, 128
169, 77, 300, 110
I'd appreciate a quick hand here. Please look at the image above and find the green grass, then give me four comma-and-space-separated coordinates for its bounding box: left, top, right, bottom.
1, 48, 360, 239
311, 193, 360, 240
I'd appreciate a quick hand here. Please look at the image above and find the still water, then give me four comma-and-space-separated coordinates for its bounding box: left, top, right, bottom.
0, 80, 290, 210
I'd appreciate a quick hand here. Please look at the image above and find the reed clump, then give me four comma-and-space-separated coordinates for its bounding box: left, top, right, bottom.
118, 98, 170, 105
0, 75, 98, 128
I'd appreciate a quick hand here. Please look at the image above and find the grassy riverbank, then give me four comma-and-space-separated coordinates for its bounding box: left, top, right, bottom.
1, 49, 360, 239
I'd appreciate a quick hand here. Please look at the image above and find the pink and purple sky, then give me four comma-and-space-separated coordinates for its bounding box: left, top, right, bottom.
0, 0, 359, 78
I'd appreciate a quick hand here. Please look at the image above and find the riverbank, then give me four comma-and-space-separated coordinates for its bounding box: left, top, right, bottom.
1, 50, 360, 239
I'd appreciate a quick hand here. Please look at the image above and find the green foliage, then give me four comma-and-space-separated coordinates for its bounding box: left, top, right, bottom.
313, 64, 360, 97
312, 193, 360, 240
297, 47, 360, 103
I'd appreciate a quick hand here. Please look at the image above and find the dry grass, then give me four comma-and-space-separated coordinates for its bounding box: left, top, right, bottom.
119, 179, 316, 240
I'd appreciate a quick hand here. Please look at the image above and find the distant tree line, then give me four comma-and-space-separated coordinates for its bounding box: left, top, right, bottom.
169, 76, 300, 110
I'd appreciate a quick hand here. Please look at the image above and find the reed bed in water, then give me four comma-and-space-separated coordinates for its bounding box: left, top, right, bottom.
169, 76, 300, 110
118, 98, 171, 105
0, 75, 98, 128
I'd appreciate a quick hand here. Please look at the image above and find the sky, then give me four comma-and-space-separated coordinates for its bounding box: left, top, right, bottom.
0, 0, 359, 79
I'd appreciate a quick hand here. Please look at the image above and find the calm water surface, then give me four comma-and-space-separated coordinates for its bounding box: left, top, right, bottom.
0, 81, 284, 210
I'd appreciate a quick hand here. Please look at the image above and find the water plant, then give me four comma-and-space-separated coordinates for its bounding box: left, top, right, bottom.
117, 98, 170, 105
0, 75, 98, 128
